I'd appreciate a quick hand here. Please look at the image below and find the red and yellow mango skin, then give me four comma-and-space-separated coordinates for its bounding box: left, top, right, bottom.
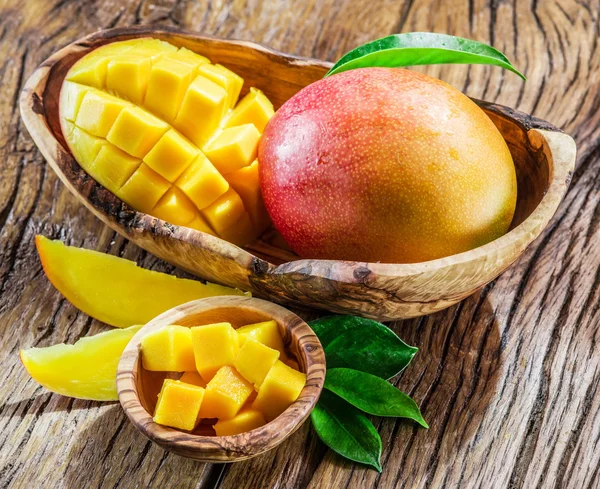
258, 68, 517, 264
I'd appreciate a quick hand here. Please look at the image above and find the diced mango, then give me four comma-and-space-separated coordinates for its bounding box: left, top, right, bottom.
225, 160, 270, 231
214, 408, 266, 436
253, 360, 306, 421
175, 75, 227, 147
236, 320, 286, 357
64, 124, 105, 169
106, 55, 152, 105
175, 153, 229, 209
234, 338, 280, 388
143, 129, 198, 182
152, 187, 198, 226
220, 212, 258, 246
191, 322, 239, 380
127, 38, 177, 57
91, 144, 141, 194
118, 163, 170, 212
180, 371, 207, 388
198, 63, 243, 110
225, 88, 274, 132
66, 55, 111, 88
60, 82, 90, 122
20, 325, 141, 401
35, 236, 247, 329
107, 106, 169, 159
154, 379, 205, 431
169, 47, 209, 69
75, 90, 131, 138
141, 325, 195, 371
203, 124, 260, 174
200, 187, 246, 234
187, 215, 216, 235
199, 365, 253, 419
145, 57, 195, 121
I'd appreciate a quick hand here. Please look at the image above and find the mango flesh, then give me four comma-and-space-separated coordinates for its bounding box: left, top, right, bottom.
141, 325, 196, 372
199, 365, 254, 419
214, 408, 266, 436
252, 360, 306, 421
191, 322, 239, 381
59, 38, 274, 246
20, 325, 141, 401
259, 68, 517, 263
36, 235, 247, 328
154, 379, 205, 431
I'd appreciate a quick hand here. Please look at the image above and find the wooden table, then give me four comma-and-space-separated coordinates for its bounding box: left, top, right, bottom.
1, 1, 599, 488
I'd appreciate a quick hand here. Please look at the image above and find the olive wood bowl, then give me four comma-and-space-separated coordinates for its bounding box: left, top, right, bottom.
20, 26, 577, 321
117, 296, 325, 461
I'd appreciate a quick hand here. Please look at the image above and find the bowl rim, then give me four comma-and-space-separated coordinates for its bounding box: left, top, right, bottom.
116, 296, 325, 461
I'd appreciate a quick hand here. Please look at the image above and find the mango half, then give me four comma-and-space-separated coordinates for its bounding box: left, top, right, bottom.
59, 38, 274, 246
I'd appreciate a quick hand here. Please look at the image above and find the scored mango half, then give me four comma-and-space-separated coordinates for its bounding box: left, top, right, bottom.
59, 38, 274, 246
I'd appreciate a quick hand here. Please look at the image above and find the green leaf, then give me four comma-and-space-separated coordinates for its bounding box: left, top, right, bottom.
325, 368, 428, 428
311, 390, 382, 472
309, 315, 418, 379
325, 32, 526, 80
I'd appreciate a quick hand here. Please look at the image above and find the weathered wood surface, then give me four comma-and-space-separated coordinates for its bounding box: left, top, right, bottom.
0, 0, 598, 488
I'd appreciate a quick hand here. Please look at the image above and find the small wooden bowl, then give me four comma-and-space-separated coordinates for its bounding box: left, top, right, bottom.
116, 296, 325, 462
20, 26, 577, 321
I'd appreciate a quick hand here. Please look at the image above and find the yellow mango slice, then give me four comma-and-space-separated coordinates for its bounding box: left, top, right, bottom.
225, 160, 270, 232
36, 236, 247, 328
175, 153, 229, 209
107, 106, 169, 158
225, 88, 274, 132
91, 144, 141, 194
198, 63, 244, 110
252, 360, 306, 421
118, 163, 171, 212
59, 82, 90, 122
201, 187, 246, 234
237, 320, 286, 357
191, 322, 239, 381
199, 365, 253, 419
20, 325, 141, 401
203, 124, 261, 174
141, 325, 195, 371
214, 408, 266, 436
154, 379, 205, 431
234, 338, 280, 388
144, 129, 198, 182
75, 90, 131, 138
180, 371, 207, 388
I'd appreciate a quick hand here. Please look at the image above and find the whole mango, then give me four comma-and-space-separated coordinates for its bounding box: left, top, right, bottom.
259, 68, 517, 263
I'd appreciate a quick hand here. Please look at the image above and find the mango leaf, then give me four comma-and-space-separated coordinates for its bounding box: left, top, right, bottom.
309, 316, 417, 379
311, 390, 382, 472
324, 368, 428, 428
325, 32, 525, 80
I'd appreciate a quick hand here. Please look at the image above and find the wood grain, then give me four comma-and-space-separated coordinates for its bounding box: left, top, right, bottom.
1, 0, 599, 488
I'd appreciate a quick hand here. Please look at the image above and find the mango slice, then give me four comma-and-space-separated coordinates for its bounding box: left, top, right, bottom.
252, 360, 306, 421
20, 325, 141, 401
154, 379, 205, 430
141, 325, 196, 371
36, 235, 247, 328
199, 365, 254, 419
214, 408, 266, 436
59, 38, 274, 246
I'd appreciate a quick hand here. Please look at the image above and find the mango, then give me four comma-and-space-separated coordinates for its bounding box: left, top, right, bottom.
141, 325, 195, 372
259, 68, 517, 263
191, 322, 239, 381
199, 365, 253, 419
225, 160, 270, 230
179, 371, 207, 388
252, 360, 306, 421
214, 408, 266, 436
234, 338, 279, 388
59, 38, 274, 246
236, 320, 286, 357
36, 236, 247, 328
20, 325, 141, 401
154, 379, 205, 431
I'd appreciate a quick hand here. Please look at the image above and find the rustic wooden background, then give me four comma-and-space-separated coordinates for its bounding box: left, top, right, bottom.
1, 0, 599, 488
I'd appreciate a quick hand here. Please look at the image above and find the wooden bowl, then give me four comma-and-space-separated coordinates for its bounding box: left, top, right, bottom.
19, 26, 577, 321
116, 296, 325, 461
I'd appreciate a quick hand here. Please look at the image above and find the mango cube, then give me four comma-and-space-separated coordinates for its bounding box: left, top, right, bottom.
60, 82, 90, 122
144, 130, 198, 182
198, 63, 243, 110
191, 322, 239, 380
214, 408, 266, 436
234, 338, 280, 388
203, 124, 261, 174
179, 371, 207, 388
107, 106, 169, 159
199, 365, 253, 419
253, 360, 306, 421
237, 320, 286, 357
91, 144, 141, 194
225, 88, 274, 132
141, 325, 195, 371
200, 187, 245, 234
154, 379, 205, 431
152, 187, 198, 227
106, 55, 151, 105
175, 75, 227, 147
225, 159, 270, 230
144, 57, 195, 121
65, 124, 105, 170
66, 55, 112, 88
118, 163, 170, 212
175, 153, 229, 209
75, 90, 131, 138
